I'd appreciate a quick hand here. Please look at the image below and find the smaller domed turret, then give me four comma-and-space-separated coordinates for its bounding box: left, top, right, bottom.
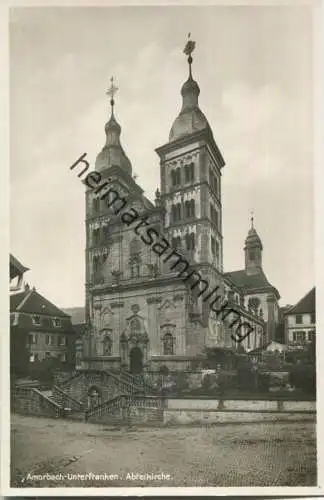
244, 213, 263, 275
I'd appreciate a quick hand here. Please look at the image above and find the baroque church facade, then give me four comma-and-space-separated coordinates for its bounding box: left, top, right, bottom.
79, 40, 280, 375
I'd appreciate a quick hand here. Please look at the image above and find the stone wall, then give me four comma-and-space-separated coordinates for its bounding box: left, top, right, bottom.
11, 387, 61, 418
164, 409, 316, 426
87, 406, 164, 426
167, 398, 316, 411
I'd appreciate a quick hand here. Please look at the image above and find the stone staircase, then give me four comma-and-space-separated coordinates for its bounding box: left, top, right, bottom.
85, 393, 165, 425
33, 369, 163, 424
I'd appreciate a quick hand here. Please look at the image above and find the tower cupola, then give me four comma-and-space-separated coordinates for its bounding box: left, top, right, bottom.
95, 77, 132, 176
244, 213, 263, 275
169, 34, 210, 142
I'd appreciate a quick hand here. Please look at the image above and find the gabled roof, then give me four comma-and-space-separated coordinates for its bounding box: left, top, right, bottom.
224, 269, 280, 298
286, 287, 315, 315
10, 287, 70, 318
10, 254, 29, 280
62, 306, 85, 325
10, 291, 27, 310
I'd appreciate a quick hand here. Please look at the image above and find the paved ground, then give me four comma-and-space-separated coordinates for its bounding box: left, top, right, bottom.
11, 414, 316, 487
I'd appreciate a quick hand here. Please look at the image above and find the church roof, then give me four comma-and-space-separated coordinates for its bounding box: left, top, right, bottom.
95, 112, 132, 175
285, 287, 315, 315
224, 269, 280, 298
62, 306, 86, 325
10, 254, 29, 280
169, 76, 211, 142
10, 287, 70, 318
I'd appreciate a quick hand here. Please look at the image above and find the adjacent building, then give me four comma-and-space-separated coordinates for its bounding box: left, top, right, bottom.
10, 283, 76, 367
10, 254, 30, 376
284, 287, 316, 348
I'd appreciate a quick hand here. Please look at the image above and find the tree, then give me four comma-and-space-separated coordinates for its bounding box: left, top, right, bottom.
29, 357, 67, 386
10, 326, 29, 378
234, 355, 255, 390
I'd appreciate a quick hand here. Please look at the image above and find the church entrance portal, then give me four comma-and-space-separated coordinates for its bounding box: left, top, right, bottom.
129, 346, 143, 374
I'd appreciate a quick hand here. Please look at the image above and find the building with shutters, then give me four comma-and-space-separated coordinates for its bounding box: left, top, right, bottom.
284, 287, 316, 348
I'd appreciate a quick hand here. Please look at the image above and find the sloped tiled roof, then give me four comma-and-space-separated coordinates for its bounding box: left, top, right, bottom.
286, 287, 315, 315
10, 288, 70, 318
10, 291, 27, 310
224, 269, 280, 298
10, 254, 29, 280
62, 306, 85, 325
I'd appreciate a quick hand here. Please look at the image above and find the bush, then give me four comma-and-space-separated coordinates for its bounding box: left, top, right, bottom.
289, 364, 316, 395
201, 373, 213, 391
257, 372, 270, 392
173, 372, 189, 391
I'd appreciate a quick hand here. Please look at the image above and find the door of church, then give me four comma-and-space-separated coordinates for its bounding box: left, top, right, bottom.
129, 346, 143, 374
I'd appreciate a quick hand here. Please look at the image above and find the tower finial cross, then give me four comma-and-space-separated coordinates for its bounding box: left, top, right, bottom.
250, 209, 254, 229
183, 33, 196, 78
183, 33, 196, 57
106, 76, 118, 107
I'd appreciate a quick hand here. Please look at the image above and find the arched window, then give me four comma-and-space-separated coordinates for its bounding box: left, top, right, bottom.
190, 199, 195, 217
211, 236, 216, 256
184, 163, 195, 183
93, 256, 99, 273
171, 205, 176, 222
185, 232, 195, 251
93, 228, 100, 246
103, 335, 112, 355
248, 249, 255, 261
176, 203, 181, 221
210, 205, 218, 229
185, 199, 195, 218
92, 198, 99, 213
129, 238, 141, 278
215, 240, 220, 263
213, 175, 218, 195
171, 236, 181, 249
175, 168, 181, 185
163, 332, 174, 355
171, 168, 181, 186
184, 200, 190, 218
171, 204, 181, 222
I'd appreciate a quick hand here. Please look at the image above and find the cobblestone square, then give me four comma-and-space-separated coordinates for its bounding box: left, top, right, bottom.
11, 414, 316, 487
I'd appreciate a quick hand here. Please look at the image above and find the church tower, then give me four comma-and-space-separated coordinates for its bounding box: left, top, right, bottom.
155, 35, 225, 285
244, 214, 263, 275
84, 78, 141, 357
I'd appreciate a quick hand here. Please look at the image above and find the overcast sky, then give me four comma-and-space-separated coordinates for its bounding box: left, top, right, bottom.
10, 5, 314, 308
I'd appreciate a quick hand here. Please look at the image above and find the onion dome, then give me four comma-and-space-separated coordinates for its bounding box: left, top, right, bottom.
169, 35, 210, 142
95, 77, 132, 176
244, 214, 263, 250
